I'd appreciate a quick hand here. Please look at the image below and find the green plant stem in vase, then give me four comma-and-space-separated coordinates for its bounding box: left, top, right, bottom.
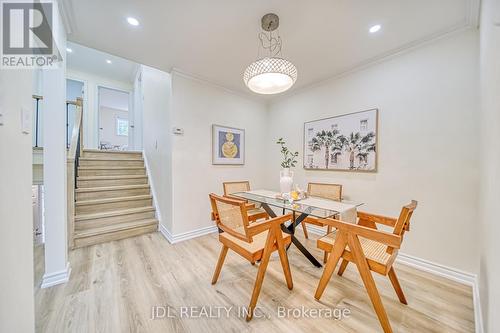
276, 138, 299, 193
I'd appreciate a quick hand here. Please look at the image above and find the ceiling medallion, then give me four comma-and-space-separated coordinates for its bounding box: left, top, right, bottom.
243, 13, 297, 95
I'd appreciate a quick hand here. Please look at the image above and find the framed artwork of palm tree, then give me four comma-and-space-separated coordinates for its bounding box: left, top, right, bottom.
303, 109, 378, 171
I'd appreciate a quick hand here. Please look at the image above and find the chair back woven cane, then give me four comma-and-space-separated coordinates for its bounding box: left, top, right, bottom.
307, 183, 342, 201
223, 181, 251, 196
209, 193, 252, 243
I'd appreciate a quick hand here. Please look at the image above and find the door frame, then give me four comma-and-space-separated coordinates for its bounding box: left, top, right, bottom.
65, 76, 87, 146
96, 85, 133, 150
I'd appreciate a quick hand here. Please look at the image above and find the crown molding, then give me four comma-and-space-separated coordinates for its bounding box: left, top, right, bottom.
58, 0, 76, 35
467, 0, 481, 28
171, 68, 267, 105
272, 24, 477, 104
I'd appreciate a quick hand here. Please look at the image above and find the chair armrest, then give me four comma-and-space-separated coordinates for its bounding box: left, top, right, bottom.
245, 203, 256, 210
319, 218, 401, 249
357, 211, 398, 228
247, 213, 292, 236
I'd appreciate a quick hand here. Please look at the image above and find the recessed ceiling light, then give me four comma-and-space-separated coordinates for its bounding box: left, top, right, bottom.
66, 47, 72, 53
127, 17, 139, 26
106, 59, 112, 64
369, 24, 381, 33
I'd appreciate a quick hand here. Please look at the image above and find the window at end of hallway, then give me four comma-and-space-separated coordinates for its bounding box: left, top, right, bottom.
116, 118, 129, 136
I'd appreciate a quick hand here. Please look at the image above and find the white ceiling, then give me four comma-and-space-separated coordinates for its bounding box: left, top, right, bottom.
66, 41, 138, 84
99, 87, 130, 111
62, 0, 479, 98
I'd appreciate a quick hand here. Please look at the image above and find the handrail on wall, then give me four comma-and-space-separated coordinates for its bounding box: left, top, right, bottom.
66, 97, 83, 249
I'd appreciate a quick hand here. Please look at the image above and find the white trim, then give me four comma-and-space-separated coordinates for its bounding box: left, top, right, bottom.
58, 0, 76, 35
142, 151, 162, 226
159, 223, 174, 243
274, 25, 477, 103
96, 85, 132, 147
467, 0, 481, 28
396, 252, 476, 285
171, 68, 265, 104
305, 224, 483, 332
65, 76, 90, 146
159, 223, 218, 244
41, 262, 71, 288
397, 253, 483, 333
473, 279, 484, 333
157, 222, 484, 331
175, 2, 480, 105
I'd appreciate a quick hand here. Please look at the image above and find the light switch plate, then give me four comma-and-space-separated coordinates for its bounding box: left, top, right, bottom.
21, 107, 31, 134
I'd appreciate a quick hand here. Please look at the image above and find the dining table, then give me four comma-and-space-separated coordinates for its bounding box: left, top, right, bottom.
231, 189, 363, 268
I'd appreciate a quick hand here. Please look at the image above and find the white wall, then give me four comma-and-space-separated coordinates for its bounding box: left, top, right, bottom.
0, 70, 35, 333
99, 107, 128, 147
41, 1, 70, 287
141, 66, 174, 232
266, 30, 480, 274
132, 70, 143, 150
170, 72, 268, 235
478, 0, 500, 331
66, 68, 132, 149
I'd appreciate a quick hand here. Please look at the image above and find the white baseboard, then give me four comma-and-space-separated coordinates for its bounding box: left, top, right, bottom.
158, 222, 484, 331
159, 223, 217, 244
305, 224, 483, 332
396, 253, 483, 333
472, 278, 484, 333
41, 262, 71, 288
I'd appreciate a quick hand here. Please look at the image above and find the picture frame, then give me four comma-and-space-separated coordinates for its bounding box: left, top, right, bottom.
212, 124, 245, 165
303, 109, 378, 172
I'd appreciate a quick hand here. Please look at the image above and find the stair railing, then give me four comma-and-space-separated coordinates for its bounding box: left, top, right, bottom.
67, 97, 83, 249
32, 95, 43, 147
66, 100, 79, 149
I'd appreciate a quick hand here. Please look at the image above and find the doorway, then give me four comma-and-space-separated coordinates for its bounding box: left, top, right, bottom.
97, 86, 132, 150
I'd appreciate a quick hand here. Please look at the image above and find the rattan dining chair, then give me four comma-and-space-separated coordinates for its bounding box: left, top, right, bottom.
302, 183, 343, 262
209, 193, 293, 321
222, 181, 269, 222
314, 200, 418, 333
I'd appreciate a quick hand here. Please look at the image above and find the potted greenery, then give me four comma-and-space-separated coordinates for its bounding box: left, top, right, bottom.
276, 138, 299, 193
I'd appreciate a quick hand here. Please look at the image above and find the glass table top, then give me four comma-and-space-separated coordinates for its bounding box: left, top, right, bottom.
232, 191, 363, 219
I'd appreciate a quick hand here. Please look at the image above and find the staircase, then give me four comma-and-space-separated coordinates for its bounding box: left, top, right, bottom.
72, 149, 158, 248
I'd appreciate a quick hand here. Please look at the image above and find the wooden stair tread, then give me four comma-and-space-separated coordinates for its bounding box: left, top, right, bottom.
78, 166, 145, 170
75, 206, 155, 221
74, 218, 158, 238
76, 194, 152, 206
83, 149, 142, 154
75, 184, 150, 193
79, 157, 144, 162
77, 175, 148, 180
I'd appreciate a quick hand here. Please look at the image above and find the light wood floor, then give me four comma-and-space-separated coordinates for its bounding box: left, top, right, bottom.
35, 231, 474, 333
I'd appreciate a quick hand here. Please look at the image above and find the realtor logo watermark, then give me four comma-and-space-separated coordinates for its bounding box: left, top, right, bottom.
1, 0, 60, 69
